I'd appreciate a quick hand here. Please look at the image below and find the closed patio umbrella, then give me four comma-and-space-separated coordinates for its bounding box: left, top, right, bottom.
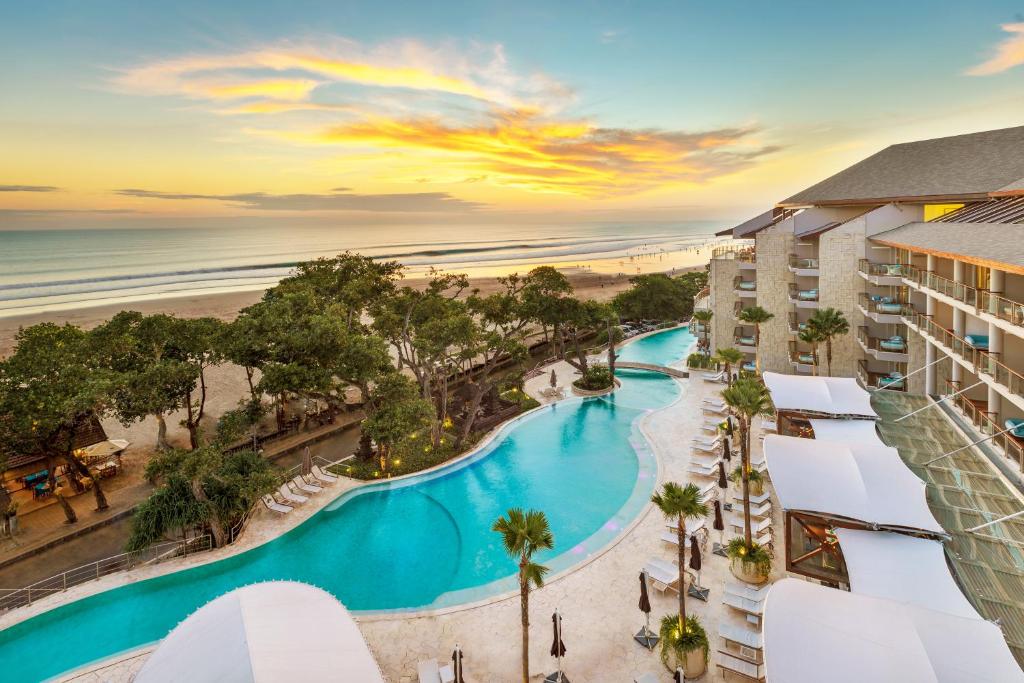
550, 369, 558, 388
687, 535, 708, 601
717, 460, 728, 490
451, 644, 465, 683
722, 436, 731, 462
634, 571, 658, 649
301, 446, 313, 477
713, 500, 727, 557
544, 610, 569, 683
673, 668, 682, 683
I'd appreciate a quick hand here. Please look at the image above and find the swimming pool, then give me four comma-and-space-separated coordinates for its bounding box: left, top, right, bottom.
0, 326, 695, 681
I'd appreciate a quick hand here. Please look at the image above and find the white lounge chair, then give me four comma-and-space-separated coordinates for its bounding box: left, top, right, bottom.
703, 397, 726, 408
728, 516, 772, 538
733, 490, 770, 506
719, 622, 763, 650
732, 500, 773, 520
722, 589, 765, 617
716, 652, 765, 682
310, 464, 338, 484
692, 440, 722, 455
698, 481, 717, 501
261, 494, 292, 514
692, 433, 720, 446
278, 483, 308, 505
291, 475, 322, 494
643, 558, 680, 593
725, 580, 771, 602
701, 370, 725, 383
417, 659, 455, 683
687, 461, 721, 478
665, 517, 706, 536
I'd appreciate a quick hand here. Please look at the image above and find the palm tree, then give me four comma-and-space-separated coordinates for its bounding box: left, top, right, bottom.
713, 347, 745, 386
737, 306, 774, 372
651, 482, 709, 631
493, 508, 555, 683
797, 326, 824, 376
807, 307, 850, 377
692, 310, 713, 355
720, 378, 772, 548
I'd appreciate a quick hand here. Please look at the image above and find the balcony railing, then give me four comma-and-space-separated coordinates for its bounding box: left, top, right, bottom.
788, 283, 818, 302
789, 341, 817, 367
789, 255, 820, 272
788, 312, 808, 335
857, 292, 914, 317
857, 326, 909, 356
903, 265, 1024, 331
907, 312, 1024, 401
857, 359, 907, 391
858, 259, 904, 277
734, 276, 757, 292
979, 291, 1024, 327
713, 244, 756, 262
734, 328, 756, 348
944, 380, 1024, 469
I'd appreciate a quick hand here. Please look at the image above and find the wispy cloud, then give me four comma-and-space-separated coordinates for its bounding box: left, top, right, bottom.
302, 110, 778, 196
113, 188, 484, 212
967, 22, 1024, 75
0, 184, 61, 192
600, 30, 621, 44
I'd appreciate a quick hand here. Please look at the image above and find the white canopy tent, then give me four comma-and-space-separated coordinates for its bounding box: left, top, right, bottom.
763, 434, 944, 534
763, 578, 1024, 682
763, 372, 877, 418
134, 581, 385, 683
809, 418, 886, 447
835, 528, 981, 620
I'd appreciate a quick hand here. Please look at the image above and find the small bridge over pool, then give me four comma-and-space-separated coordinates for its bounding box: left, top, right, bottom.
614, 362, 689, 378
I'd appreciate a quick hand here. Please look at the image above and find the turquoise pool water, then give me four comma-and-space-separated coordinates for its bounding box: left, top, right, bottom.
0, 326, 694, 682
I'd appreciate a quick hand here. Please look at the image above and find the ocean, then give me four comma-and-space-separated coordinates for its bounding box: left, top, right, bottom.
0, 223, 721, 317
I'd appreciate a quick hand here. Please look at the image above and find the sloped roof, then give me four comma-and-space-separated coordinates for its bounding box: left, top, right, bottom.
871, 222, 1024, 275
780, 126, 1024, 207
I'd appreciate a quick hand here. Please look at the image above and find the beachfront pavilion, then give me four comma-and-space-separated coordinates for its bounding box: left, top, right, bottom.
759, 372, 1024, 673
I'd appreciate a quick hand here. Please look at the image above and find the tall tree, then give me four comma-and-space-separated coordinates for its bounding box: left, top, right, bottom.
561, 299, 614, 374
720, 378, 772, 548
806, 307, 850, 377
612, 273, 692, 321
737, 306, 774, 373
692, 309, 713, 355
492, 508, 554, 683
92, 312, 197, 451
173, 318, 226, 449
361, 374, 434, 473
0, 324, 119, 519
521, 266, 573, 349
650, 482, 708, 633
457, 275, 533, 445
713, 347, 744, 387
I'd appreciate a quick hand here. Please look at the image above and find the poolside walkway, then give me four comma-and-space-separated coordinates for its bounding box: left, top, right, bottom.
26, 369, 782, 683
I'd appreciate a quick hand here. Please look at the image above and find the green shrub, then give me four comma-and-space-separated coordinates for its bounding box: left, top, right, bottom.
501, 387, 541, 411
687, 352, 714, 369
573, 364, 614, 391
593, 326, 625, 346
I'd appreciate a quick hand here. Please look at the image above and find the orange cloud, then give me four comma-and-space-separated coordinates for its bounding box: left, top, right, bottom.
195, 78, 321, 101
967, 22, 1024, 75
307, 110, 776, 197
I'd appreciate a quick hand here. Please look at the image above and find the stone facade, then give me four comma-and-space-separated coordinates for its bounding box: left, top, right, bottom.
818, 223, 866, 378
709, 257, 738, 355
754, 228, 794, 373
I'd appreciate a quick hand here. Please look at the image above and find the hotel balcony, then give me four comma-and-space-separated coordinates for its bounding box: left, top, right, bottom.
857, 359, 907, 392
943, 379, 1024, 469
712, 245, 757, 270
904, 311, 1024, 409
733, 327, 756, 354
903, 265, 1024, 339
788, 254, 820, 277
857, 292, 914, 324
693, 286, 711, 312
788, 283, 819, 309
788, 341, 817, 374
856, 326, 909, 363
734, 275, 757, 299
788, 312, 809, 336
857, 259, 905, 286
733, 301, 745, 321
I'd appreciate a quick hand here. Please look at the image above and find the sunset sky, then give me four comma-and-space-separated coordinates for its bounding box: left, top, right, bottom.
2, 1, 1024, 229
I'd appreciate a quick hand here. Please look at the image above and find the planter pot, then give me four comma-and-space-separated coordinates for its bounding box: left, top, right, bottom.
730, 557, 770, 586
683, 647, 707, 679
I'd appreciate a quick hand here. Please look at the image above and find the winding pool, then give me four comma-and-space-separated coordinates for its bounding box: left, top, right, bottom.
0, 326, 695, 682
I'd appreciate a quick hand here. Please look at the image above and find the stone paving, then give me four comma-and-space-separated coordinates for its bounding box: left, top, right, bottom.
9, 362, 782, 683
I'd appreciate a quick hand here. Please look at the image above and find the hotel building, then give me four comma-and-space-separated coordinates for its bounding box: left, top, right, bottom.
708, 125, 1024, 472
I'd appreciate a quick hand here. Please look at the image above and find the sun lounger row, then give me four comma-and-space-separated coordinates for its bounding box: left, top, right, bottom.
728, 515, 773, 538
261, 467, 338, 514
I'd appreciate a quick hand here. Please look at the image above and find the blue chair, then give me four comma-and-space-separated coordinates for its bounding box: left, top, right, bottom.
878, 373, 905, 389
798, 289, 818, 301
880, 336, 906, 352
1006, 419, 1024, 439
965, 335, 989, 350
742, 362, 757, 372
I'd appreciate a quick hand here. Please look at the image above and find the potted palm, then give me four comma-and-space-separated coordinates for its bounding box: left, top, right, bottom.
730, 464, 764, 496
651, 482, 709, 677
726, 538, 773, 585
493, 508, 554, 683
721, 377, 774, 585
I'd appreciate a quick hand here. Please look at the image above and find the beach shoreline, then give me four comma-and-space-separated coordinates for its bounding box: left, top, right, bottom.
0, 265, 703, 357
